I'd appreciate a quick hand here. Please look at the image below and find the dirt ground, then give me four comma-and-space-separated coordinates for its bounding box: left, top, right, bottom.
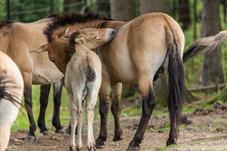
7, 108, 227, 151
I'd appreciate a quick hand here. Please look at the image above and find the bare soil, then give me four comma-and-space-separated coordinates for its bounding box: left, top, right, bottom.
7, 109, 227, 151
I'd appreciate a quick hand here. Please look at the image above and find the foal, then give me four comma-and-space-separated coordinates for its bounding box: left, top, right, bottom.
0, 51, 24, 151
34, 27, 116, 151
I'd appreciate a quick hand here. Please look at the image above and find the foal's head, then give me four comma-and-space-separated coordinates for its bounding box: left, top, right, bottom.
35, 27, 116, 73
70, 27, 116, 49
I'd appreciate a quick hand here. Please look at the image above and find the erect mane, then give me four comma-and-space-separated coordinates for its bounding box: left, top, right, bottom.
0, 21, 14, 29
44, 13, 111, 43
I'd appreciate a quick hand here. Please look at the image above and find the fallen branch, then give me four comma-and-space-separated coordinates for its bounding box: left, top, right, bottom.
189, 83, 227, 92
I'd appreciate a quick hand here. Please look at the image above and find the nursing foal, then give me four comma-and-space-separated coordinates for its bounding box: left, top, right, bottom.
35, 27, 116, 151
0, 51, 24, 151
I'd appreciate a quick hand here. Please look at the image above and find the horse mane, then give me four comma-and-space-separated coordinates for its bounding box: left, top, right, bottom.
0, 21, 14, 29
44, 13, 111, 43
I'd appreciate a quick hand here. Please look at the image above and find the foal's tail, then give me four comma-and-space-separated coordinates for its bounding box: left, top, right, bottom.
183, 30, 227, 63
165, 26, 185, 141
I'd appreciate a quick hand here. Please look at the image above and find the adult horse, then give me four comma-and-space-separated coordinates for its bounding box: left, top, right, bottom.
39, 13, 226, 150
40, 12, 184, 150
0, 51, 24, 151
0, 17, 64, 141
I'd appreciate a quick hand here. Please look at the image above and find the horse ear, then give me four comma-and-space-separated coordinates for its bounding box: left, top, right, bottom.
30, 44, 48, 53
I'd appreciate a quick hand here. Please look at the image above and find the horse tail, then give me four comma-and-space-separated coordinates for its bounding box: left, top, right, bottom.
164, 20, 185, 141
183, 30, 227, 63
0, 77, 22, 107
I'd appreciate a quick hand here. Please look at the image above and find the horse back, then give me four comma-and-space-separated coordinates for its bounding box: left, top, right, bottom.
0, 20, 63, 84
100, 13, 185, 83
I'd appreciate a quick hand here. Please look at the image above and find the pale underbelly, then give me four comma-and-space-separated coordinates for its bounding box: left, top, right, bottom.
110, 55, 137, 83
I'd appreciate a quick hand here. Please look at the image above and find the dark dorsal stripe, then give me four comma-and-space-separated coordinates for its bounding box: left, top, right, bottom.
0, 21, 14, 29
44, 13, 111, 43
68, 31, 79, 57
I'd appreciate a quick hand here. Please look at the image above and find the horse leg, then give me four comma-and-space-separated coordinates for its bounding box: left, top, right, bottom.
23, 72, 37, 142
38, 84, 50, 135
87, 88, 98, 151
69, 94, 77, 151
52, 79, 64, 133
0, 125, 11, 151
111, 82, 123, 141
76, 112, 83, 151
96, 78, 111, 148
127, 75, 156, 150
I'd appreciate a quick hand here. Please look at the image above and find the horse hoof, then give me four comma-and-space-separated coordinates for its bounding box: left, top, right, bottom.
76, 147, 81, 151
113, 136, 123, 142
56, 126, 67, 134
25, 135, 37, 142
166, 138, 176, 146
87, 146, 96, 151
69, 146, 76, 151
95, 138, 105, 149
127, 145, 140, 151
113, 130, 123, 141
127, 141, 140, 151
41, 130, 49, 135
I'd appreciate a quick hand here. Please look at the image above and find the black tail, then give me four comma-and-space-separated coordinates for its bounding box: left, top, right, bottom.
167, 41, 185, 139
0, 77, 22, 107
183, 31, 227, 63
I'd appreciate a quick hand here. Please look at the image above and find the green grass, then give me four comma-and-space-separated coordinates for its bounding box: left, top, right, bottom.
12, 85, 70, 132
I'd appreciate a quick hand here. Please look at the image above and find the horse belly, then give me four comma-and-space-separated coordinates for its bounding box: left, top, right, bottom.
31, 52, 64, 85
111, 49, 137, 83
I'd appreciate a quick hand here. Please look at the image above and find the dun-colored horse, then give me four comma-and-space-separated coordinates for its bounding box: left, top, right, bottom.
35, 13, 227, 150
0, 17, 64, 141
37, 13, 184, 150
34, 27, 116, 150
0, 51, 24, 151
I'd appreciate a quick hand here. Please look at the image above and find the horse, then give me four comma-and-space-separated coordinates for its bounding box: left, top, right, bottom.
34, 27, 116, 150
0, 17, 64, 141
35, 28, 116, 151
36, 13, 225, 150
0, 51, 24, 151
35, 12, 183, 150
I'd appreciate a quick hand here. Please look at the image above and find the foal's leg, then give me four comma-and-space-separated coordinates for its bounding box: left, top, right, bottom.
127, 75, 156, 150
87, 88, 99, 151
52, 79, 64, 133
75, 94, 83, 150
38, 84, 50, 135
111, 82, 123, 141
23, 72, 37, 142
96, 78, 111, 148
77, 112, 83, 150
69, 94, 78, 151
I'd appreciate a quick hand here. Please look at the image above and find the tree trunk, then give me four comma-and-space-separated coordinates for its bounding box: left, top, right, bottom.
110, 0, 136, 21
179, 0, 191, 29
201, 0, 224, 85
140, 0, 169, 14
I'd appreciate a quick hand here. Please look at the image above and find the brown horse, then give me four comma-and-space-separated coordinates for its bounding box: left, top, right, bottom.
35, 13, 224, 150
0, 17, 64, 141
